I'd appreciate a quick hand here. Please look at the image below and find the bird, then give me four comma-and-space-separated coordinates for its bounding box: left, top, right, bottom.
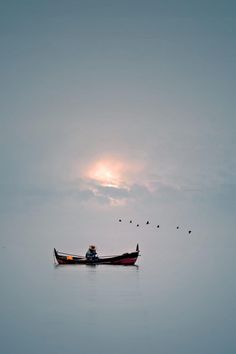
137, 224, 139, 227
146, 221, 150, 225
157, 225, 160, 228
119, 219, 122, 222
177, 226, 179, 229
188, 230, 192, 234
129, 220, 132, 223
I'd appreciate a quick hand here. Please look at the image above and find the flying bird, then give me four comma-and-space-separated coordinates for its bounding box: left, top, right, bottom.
130, 220, 132, 223
177, 226, 179, 229
146, 221, 150, 225
157, 225, 160, 228
119, 219, 122, 222
188, 230, 192, 234
137, 224, 139, 227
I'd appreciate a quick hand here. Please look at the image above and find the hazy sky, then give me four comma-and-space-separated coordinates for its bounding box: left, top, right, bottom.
0, 0, 236, 251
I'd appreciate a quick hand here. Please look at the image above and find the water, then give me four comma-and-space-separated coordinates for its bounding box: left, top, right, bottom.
0, 242, 235, 354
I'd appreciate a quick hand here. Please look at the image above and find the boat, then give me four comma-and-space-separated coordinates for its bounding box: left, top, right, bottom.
54, 244, 140, 265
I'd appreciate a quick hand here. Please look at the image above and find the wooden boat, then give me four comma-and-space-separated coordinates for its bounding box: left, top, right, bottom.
54, 244, 140, 266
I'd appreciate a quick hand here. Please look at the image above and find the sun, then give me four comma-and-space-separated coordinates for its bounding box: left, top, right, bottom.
92, 163, 117, 187
86, 159, 125, 188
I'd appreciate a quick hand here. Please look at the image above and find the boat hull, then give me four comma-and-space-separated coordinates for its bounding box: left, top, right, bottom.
54, 247, 139, 266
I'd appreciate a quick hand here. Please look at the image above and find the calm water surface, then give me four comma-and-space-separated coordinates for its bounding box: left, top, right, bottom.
0, 245, 235, 354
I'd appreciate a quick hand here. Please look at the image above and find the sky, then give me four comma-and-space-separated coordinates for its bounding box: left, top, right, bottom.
0, 0, 236, 251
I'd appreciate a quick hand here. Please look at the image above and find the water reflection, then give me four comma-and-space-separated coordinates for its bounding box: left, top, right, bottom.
54, 263, 139, 270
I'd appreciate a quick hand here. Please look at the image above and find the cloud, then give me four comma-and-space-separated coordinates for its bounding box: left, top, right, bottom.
67, 174, 184, 207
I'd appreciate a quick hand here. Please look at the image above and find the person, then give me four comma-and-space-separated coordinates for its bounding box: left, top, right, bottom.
85, 245, 98, 260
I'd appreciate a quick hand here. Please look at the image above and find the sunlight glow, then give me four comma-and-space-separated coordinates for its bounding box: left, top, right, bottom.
71, 155, 146, 206
86, 159, 125, 188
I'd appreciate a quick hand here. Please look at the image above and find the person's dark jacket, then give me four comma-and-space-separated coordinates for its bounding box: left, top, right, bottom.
85, 249, 98, 260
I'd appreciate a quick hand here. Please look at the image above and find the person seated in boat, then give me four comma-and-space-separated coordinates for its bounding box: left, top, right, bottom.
85, 245, 98, 260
